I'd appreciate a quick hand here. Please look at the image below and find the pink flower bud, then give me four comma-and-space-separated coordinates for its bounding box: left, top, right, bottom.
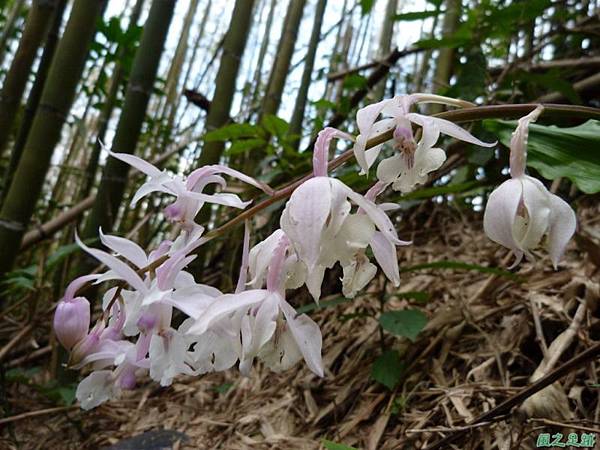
53, 296, 90, 350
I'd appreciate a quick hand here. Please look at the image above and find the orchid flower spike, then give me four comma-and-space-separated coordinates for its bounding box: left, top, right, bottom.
353, 94, 496, 192
483, 106, 576, 268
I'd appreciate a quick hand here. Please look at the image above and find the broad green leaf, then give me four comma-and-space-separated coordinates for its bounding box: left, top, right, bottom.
371, 350, 405, 390
203, 123, 260, 142
379, 310, 427, 342
483, 119, 600, 194
400, 260, 517, 278
322, 439, 359, 450
394, 10, 440, 21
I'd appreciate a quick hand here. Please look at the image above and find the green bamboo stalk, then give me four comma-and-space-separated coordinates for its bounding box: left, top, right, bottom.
260, 0, 306, 119
288, 0, 327, 147
0, 0, 26, 70
429, 0, 461, 114
81, 0, 176, 241
0, 0, 67, 206
194, 0, 256, 169
80, 0, 146, 201
0, 0, 107, 278
0, 0, 59, 160
373, 0, 398, 100
247, 0, 276, 120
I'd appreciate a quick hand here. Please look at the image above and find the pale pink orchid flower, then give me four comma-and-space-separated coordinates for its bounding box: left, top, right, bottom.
280, 130, 410, 301
107, 150, 272, 228
188, 232, 324, 377
483, 106, 576, 268
353, 94, 496, 192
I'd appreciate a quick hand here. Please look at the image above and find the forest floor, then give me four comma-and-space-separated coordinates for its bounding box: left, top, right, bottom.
2, 201, 600, 450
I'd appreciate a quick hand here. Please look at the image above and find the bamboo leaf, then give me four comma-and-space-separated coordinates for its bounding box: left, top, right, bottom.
400, 260, 517, 278
203, 123, 260, 142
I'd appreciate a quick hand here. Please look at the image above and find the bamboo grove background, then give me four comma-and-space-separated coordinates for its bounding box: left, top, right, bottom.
0, 0, 599, 441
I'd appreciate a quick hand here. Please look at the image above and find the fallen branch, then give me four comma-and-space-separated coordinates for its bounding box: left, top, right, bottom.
210, 103, 600, 239
424, 341, 600, 450
20, 138, 198, 250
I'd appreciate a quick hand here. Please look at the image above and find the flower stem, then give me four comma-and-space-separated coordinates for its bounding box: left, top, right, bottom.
206, 103, 600, 240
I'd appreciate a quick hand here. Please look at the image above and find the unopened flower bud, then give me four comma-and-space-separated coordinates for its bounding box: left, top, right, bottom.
53, 296, 90, 350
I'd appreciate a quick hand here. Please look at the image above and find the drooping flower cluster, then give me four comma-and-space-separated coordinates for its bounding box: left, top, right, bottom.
53, 94, 576, 410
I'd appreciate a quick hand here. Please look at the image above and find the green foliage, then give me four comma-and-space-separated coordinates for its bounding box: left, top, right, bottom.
202, 116, 309, 181
1, 239, 95, 296
322, 439, 359, 450
379, 310, 427, 342
447, 48, 487, 101
203, 123, 263, 142
261, 114, 289, 138
342, 74, 368, 90
359, 0, 376, 15
371, 350, 405, 389
5, 367, 77, 406
394, 291, 430, 303
416, 0, 552, 50
484, 119, 600, 194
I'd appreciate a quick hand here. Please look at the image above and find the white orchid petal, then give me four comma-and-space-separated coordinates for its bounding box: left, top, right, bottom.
370, 231, 400, 286
306, 264, 326, 302
546, 193, 576, 269
377, 154, 404, 184
99, 229, 148, 269
341, 257, 377, 298
483, 179, 523, 255
187, 290, 268, 335
164, 287, 217, 319
338, 179, 408, 246
108, 150, 163, 178
76, 233, 147, 294
407, 113, 496, 147
186, 191, 251, 209
518, 177, 551, 251
280, 177, 332, 270
280, 300, 323, 377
